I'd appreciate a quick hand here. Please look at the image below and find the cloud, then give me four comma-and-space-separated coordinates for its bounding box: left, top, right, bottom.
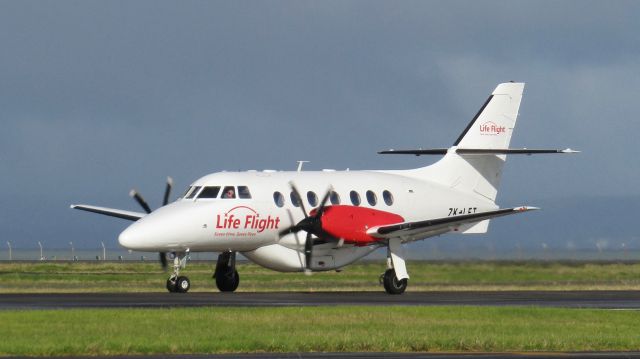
1, 1, 639, 248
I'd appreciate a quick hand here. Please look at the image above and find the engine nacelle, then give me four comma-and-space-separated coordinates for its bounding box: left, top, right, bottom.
318, 205, 404, 244
243, 242, 379, 272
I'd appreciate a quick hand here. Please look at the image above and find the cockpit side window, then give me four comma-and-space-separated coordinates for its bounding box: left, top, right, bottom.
221, 186, 236, 199
185, 186, 202, 199
238, 186, 252, 199
198, 186, 221, 199
182, 186, 193, 198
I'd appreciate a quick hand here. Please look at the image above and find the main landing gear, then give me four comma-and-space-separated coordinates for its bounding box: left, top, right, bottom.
214, 251, 240, 292
166, 252, 191, 293
381, 268, 408, 295
380, 239, 409, 295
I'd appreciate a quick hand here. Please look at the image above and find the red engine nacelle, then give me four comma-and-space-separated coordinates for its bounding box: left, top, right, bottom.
313, 205, 404, 245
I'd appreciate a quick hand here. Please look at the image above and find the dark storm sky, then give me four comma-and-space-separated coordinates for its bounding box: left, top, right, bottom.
2, 1, 639, 250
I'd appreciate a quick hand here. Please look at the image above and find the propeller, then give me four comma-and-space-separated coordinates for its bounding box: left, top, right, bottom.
278, 183, 333, 273
129, 177, 174, 271
163, 176, 173, 206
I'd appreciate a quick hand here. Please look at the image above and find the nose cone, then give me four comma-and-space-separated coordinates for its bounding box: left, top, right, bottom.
117, 201, 206, 251
118, 208, 172, 251
118, 223, 143, 250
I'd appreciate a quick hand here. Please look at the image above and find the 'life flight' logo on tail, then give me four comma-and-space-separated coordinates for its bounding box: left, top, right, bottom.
216, 206, 280, 234
479, 121, 506, 135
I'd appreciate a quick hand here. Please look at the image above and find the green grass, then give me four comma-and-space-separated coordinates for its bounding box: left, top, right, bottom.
2, 306, 639, 356
1, 261, 640, 293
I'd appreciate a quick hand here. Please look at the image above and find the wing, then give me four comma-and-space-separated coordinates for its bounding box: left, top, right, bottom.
378, 148, 579, 156
367, 206, 538, 240
70, 204, 146, 221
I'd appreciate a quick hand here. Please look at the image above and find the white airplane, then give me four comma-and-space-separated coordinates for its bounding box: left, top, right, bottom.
72, 82, 576, 294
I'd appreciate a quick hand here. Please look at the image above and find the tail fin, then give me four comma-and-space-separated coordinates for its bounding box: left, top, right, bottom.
454, 82, 524, 149
410, 82, 525, 203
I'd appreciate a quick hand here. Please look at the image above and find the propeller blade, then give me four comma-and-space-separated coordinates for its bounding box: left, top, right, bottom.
130, 190, 152, 214
304, 231, 313, 272
159, 252, 168, 271
163, 177, 173, 206
315, 186, 334, 218
289, 182, 308, 218
278, 225, 299, 238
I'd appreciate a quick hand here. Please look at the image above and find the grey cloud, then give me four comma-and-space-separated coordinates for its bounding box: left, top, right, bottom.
1, 1, 639, 249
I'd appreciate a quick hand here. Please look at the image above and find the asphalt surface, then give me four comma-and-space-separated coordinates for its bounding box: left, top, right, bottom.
2, 290, 639, 310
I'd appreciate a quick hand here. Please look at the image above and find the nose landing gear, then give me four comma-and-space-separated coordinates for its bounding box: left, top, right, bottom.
166, 251, 190, 293
214, 251, 240, 292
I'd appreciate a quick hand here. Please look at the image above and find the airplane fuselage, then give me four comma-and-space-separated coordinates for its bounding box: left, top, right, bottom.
119, 169, 496, 271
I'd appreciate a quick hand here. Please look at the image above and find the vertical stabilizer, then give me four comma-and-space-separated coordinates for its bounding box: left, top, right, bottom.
410, 82, 525, 203
454, 82, 523, 149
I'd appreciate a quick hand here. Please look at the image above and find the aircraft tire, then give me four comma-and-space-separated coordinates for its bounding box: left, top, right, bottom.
176, 276, 190, 293
383, 269, 407, 295
216, 269, 240, 292
166, 278, 178, 293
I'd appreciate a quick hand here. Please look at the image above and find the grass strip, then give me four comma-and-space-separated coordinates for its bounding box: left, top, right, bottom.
2, 306, 639, 356
1, 261, 640, 293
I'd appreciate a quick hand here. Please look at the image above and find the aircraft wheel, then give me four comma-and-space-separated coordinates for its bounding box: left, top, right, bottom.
383, 269, 407, 295
176, 276, 190, 293
166, 278, 178, 293
216, 269, 240, 292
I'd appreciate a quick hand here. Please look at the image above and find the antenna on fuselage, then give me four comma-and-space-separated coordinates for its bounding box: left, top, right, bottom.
296, 160, 309, 172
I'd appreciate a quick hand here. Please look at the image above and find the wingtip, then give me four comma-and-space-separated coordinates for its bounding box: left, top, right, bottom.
516, 206, 540, 211
561, 148, 580, 154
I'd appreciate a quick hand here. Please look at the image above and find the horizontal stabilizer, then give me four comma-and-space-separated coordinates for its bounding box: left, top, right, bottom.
378, 148, 579, 156
70, 204, 145, 221
367, 206, 538, 239
379, 148, 448, 155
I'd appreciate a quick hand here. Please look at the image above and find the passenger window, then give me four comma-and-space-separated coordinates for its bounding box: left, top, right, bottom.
273, 192, 285, 207
383, 190, 394, 206
366, 190, 377, 206
350, 191, 361, 206
290, 191, 301, 207
330, 191, 340, 205
198, 186, 221, 199
307, 191, 318, 207
238, 186, 252, 199
221, 186, 236, 199
186, 186, 201, 199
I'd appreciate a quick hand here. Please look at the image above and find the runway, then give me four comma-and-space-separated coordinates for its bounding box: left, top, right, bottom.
2, 290, 639, 310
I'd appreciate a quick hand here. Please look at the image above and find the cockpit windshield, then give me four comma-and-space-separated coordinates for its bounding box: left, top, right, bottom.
198, 186, 221, 199
185, 186, 201, 199
238, 186, 252, 199
182, 185, 251, 200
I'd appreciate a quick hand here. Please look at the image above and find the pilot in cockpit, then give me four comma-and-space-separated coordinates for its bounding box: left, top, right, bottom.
222, 187, 236, 199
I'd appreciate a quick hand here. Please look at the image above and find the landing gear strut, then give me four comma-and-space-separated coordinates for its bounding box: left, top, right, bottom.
214, 251, 240, 292
166, 251, 190, 293
380, 239, 409, 295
